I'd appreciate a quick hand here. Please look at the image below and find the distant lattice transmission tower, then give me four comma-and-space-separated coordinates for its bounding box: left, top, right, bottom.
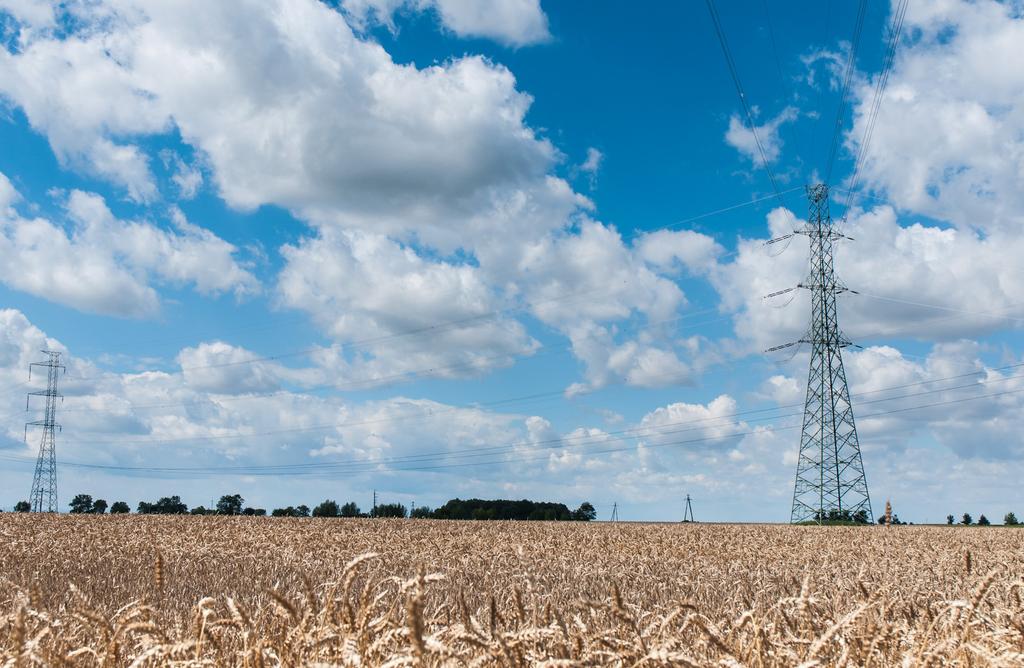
768, 184, 872, 524
683, 494, 695, 522
25, 350, 65, 513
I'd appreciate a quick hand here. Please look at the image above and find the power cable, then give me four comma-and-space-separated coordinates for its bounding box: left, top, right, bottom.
48, 354, 759, 446
706, 0, 788, 207
824, 0, 868, 185
53, 308, 733, 415
48, 186, 801, 387
2, 380, 1020, 478
759, 0, 808, 174
855, 293, 1024, 326
810, 0, 834, 174
6, 359, 1021, 474
16, 305, 1018, 442
838, 0, 909, 223
631, 186, 803, 242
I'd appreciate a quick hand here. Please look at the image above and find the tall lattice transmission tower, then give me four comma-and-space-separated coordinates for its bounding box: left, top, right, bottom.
682, 494, 695, 522
768, 184, 872, 524
25, 350, 64, 513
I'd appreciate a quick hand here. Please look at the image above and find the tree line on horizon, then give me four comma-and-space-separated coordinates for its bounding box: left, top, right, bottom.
5, 494, 598, 521
947, 512, 1021, 526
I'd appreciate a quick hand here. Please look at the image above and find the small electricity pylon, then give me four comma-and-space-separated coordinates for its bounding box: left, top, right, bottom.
610, 502, 619, 522
682, 494, 695, 522
26, 350, 65, 513
766, 184, 872, 524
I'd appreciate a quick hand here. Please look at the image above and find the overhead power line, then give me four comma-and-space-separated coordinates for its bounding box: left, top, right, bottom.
52, 308, 734, 416
3, 361, 1020, 477
1, 382, 1020, 480
706, 0, 788, 207
46, 185, 796, 390
16, 303, 1017, 442
824, 0, 868, 185
759, 0, 809, 174
856, 293, 1024, 326
839, 0, 910, 223
643, 186, 803, 239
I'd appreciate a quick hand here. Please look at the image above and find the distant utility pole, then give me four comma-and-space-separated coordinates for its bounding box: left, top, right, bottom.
26, 351, 65, 513
683, 494, 695, 523
610, 502, 619, 522
767, 184, 872, 524
372, 489, 377, 517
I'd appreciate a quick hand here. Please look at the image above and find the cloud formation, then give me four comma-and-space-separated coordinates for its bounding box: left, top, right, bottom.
725, 106, 799, 166
341, 0, 550, 47
0, 0, 720, 387
0, 174, 257, 317
707, 204, 1024, 353
847, 0, 1024, 233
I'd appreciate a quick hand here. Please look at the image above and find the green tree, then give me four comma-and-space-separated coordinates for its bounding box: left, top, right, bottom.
92, 499, 108, 514
312, 499, 340, 517
190, 506, 209, 515
242, 507, 266, 516
273, 505, 311, 517
14, 501, 30, 512
69, 494, 93, 514
217, 494, 244, 515
373, 502, 406, 518
978, 514, 991, 526
572, 502, 597, 521
340, 501, 361, 517
109, 501, 130, 514
1004, 512, 1019, 526
432, 498, 574, 521
158, 496, 188, 514
947, 514, 955, 525
961, 513, 973, 526
410, 505, 432, 519
138, 496, 188, 514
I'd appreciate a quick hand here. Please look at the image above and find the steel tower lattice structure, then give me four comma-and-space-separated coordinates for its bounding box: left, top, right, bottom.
26, 350, 64, 513
788, 184, 872, 524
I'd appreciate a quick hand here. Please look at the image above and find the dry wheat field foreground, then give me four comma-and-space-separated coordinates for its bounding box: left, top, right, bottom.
2, 516, 1024, 666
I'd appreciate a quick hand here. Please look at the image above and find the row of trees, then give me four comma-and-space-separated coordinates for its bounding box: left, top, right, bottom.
946, 512, 1021, 526
9, 497, 132, 514
9, 495, 597, 522
235, 499, 598, 521
432, 498, 597, 521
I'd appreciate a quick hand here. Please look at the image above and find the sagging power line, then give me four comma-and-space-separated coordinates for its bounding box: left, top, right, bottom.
706, 0, 788, 207
3, 368, 1020, 479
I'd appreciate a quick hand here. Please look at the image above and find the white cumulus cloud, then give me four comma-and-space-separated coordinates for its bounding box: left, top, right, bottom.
0, 175, 257, 317
725, 106, 799, 166
341, 0, 550, 47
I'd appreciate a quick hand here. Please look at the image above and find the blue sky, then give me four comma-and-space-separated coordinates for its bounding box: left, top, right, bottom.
0, 0, 1023, 522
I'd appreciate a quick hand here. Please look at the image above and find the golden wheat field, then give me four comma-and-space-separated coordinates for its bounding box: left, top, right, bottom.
1, 515, 1023, 666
